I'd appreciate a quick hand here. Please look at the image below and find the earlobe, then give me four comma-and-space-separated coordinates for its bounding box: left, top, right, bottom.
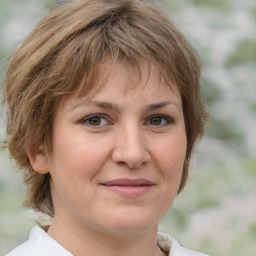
27, 145, 49, 174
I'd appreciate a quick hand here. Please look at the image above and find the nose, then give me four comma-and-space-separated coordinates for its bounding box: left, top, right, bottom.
112, 125, 151, 169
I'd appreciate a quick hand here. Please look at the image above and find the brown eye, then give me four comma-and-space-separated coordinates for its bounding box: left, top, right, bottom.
88, 116, 102, 126
150, 117, 162, 125
146, 115, 173, 127
81, 115, 110, 127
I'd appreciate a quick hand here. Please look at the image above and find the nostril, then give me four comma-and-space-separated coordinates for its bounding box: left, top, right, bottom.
118, 161, 127, 167
112, 136, 151, 168
116, 160, 140, 169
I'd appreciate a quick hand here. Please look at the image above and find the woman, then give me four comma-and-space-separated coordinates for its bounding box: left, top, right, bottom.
3, 0, 209, 255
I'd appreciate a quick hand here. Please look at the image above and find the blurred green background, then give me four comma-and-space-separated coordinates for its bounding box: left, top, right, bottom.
0, 0, 255, 255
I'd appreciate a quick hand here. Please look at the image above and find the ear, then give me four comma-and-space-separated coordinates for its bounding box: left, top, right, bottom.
27, 145, 49, 174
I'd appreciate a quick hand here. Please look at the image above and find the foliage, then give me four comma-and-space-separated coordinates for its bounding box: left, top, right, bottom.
184, 0, 232, 11
0, 0, 27, 23
160, 157, 256, 256
205, 116, 244, 142
0, 45, 9, 86
200, 77, 222, 106
0, 0, 255, 255
249, 101, 256, 114
225, 39, 256, 67
253, 7, 256, 24
44, 0, 57, 11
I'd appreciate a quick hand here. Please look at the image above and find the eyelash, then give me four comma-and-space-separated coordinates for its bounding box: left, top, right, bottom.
144, 114, 174, 127
80, 114, 111, 127
79, 114, 174, 128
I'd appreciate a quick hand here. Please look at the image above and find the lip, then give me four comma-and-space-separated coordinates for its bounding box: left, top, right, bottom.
100, 179, 155, 197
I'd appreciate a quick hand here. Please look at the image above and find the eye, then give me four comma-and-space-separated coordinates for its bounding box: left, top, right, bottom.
80, 114, 110, 127
145, 115, 173, 127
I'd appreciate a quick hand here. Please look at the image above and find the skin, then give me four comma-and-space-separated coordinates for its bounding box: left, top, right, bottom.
30, 62, 187, 256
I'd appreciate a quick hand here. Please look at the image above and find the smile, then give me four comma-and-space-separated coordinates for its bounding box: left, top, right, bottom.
101, 179, 155, 197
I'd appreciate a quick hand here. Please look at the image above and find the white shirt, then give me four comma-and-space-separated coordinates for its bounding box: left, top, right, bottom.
6, 226, 209, 256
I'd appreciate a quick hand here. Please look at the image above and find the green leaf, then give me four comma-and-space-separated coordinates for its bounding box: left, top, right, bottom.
183, 0, 232, 11
225, 39, 256, 68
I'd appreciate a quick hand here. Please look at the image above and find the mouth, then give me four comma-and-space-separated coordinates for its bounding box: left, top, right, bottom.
100, 179, 155, 197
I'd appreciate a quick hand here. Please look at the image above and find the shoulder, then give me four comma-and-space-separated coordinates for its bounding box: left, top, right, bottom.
157, 232, 210, 256
5, 226, 73, 256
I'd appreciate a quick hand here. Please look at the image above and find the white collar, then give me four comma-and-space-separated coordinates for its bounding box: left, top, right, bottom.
157, 232, 209, 256
7, 226, 209, 256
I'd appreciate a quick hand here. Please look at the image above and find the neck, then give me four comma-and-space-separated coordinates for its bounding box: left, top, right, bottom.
47, 216, 166, 256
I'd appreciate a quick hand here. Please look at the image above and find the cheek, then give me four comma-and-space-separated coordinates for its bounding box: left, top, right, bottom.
156, 135, 187, 169
153, 133, 187, 191
152, 137, 187, 217
49, 137, 105, 205
50, 131, 111, 179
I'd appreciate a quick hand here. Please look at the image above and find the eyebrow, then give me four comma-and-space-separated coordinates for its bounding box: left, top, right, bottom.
69, 100, 181, 112
69, 100, 119, 112
145, 101, 181, 111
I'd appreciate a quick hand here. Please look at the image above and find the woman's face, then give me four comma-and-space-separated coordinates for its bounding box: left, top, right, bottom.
39, 62, 187, 238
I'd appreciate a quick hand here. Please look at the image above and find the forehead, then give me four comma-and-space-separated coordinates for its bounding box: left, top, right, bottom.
58, 61, 181, 113
76, 60, 177, 100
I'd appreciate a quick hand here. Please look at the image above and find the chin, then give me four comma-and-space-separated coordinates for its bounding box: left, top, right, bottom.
99, 210, 159, 237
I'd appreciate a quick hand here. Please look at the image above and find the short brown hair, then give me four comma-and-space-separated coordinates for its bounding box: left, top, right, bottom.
2, 0, 208, 217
